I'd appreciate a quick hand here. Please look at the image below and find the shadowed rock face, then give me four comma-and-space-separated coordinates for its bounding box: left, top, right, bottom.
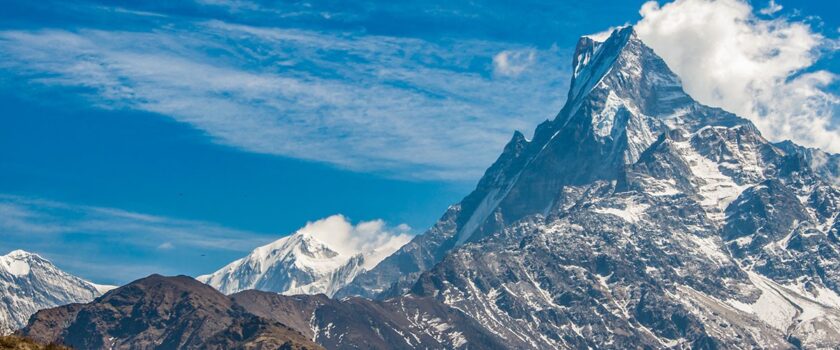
18, 275, 322, 350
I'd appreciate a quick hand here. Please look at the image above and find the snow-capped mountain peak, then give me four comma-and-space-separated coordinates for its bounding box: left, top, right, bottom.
198, 215, 412, 296
0, 249, 114, 335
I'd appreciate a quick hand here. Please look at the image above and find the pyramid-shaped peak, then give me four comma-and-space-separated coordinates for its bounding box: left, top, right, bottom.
565, 25, 696, 122
572, 26, 637, 72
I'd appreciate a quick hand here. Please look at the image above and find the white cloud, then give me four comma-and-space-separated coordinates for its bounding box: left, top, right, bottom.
0, 20, 569, 181
157, 242, 175, 250
297, 214, 412, 269
759, 0, 783, 15
492, 49, 536, 76
636, 0, 840, 154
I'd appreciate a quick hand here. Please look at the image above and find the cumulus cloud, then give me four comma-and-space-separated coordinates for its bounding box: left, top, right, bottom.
492, 49, 537, 76
635, 0, 840, 154
297, 214, 412, 269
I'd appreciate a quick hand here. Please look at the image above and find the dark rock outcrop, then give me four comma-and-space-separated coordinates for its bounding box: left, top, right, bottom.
19, 275, 322, 350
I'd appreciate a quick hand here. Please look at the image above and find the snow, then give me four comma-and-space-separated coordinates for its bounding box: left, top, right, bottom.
748, 272, 800, 331
725, 271, 840, 333
0, 250, 105, 334
687, 235, 730, 265
789, 283, 840, 309
635, 176, 681, 196
1, 250, 34, 277
199, 215, 412, 296
592, 90, 623, 138
732, 236, 753, 247
90, 283, 117, 294
593, 199, 649, 224
672, 138, 749, 222
4, 259, 30, 277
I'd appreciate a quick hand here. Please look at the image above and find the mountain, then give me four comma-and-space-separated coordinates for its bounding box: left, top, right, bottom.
231, 290, 507, 349
20, 275, 500, 350
19, 275, 323, 350
0, 250, 114, 335
336, 26, 840, 348
17, 26, 840, 349
198, 215, 409, 296
337, 25, 713, 299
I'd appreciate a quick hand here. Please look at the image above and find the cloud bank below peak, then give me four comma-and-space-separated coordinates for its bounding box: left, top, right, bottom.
635, 0, 840, 154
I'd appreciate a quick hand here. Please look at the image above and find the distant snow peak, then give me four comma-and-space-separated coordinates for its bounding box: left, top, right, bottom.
298, 214, 412, 269
0, 249, 112, 335
1, 250, 33, 277
198, 215, 412, 296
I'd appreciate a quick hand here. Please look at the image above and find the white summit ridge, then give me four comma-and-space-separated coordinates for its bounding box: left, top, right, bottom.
0, 249, 114, 335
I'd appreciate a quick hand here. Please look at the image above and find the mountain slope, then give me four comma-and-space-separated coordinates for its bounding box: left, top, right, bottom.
0, 250, 113, 335
198, 215, 410, 296
337, 26, 741, 299
341, 26, 840, 348
20, 275, 501, 350
197, 233, 365, 296
232, 290, 508, 350
19, 275, 323, 350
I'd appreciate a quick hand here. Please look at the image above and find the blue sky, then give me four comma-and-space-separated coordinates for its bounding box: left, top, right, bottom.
1, 0, 838, 285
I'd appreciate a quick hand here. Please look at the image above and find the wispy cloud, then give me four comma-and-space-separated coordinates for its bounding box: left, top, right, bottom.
0, 17, 569, 180
0, 194, 275, 283
0, 194, 270, 252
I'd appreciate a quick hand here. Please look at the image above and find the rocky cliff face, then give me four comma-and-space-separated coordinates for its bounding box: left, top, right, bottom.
232, 290, 507, 350
0, 250, 112, 335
